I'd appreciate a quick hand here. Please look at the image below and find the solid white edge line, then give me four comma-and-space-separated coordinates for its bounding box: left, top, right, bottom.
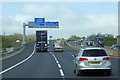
0, 44, 36, 74
60, 69, 64, 77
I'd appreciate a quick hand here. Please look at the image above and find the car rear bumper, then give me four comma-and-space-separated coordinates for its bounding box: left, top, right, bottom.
78, 69, 111, 73
54, 48, 63, 51
78, 67, 111, 70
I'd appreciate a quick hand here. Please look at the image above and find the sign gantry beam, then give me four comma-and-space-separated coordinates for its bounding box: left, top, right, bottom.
22, 18, 59, 44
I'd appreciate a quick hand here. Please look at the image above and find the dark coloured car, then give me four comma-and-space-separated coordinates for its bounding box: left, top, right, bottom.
111, 45, 120, 50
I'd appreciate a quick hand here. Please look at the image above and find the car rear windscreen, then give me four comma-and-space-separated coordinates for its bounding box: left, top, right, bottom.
82, 49, 108, 57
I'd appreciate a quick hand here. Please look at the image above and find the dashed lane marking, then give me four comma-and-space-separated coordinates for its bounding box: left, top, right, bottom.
72, 55, 74, 57
56, 61, 59, 64
58, 64, 61, 68
49, 51, 65, 78
60, 69, 64, 77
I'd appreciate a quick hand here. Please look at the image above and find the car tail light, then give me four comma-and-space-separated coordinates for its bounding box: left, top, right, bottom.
103, 57, 110, 60
45, 46, 47, 48
60, 43, 63, 46
79, 58, 88, 61
36, 47, 40, 49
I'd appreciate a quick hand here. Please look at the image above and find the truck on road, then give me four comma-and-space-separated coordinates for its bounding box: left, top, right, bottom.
36, 30, 48, 52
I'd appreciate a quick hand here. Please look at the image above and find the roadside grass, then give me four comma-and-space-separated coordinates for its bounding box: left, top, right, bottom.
1, 41, 33, 60
104, 43, 117, 46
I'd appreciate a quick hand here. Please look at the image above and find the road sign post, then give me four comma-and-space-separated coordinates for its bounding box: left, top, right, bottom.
22, 23, 26, 44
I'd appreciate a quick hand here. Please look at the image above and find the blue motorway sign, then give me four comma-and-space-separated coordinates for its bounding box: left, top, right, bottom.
46, 22, 59, 27
49, 36, 53, 38
34, 18, 45, 26
28, 18, 59, 28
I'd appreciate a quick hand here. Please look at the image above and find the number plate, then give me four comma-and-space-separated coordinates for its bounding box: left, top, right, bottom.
41, 49, 43, 50
90, 62, 100, 64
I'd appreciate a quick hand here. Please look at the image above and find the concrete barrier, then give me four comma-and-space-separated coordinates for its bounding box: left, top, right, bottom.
1, 41, 33, 55
6, 47, 14, 54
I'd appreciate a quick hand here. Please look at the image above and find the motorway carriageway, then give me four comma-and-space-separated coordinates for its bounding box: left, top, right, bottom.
1, 41, 119, 80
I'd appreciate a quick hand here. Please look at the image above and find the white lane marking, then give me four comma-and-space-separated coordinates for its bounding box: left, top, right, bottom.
60, 69, 64, 77
54, 57, 56, 60
0, 44, 36, 75
49, 51, 65, 77
56, 61, 59, 64
53, 54, 55, 57
55, 58, 57, 61
72, 55, 74, 57
58, 64, 61, 68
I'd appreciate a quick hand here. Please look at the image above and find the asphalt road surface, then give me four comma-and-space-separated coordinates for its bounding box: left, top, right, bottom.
1, 41, 119, 80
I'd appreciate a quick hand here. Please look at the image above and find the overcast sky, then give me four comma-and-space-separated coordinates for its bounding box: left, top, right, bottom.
1, 2, 118, 39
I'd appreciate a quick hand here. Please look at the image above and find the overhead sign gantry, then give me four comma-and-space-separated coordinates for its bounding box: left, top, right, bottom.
23, 18, 59, 44
28, 18, 59, 28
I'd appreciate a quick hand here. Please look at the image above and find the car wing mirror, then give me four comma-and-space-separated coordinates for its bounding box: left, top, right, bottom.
74, 54, 78, 57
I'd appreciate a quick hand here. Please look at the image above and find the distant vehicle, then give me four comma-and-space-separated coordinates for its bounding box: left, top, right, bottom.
88, 40, 94, 46
76, 40, 81, 45
111, 45, 120, 50
96, 37, 104, 47
75, 40, 77, 43
57, 40, 61, 43
76, 39, 83, 45
49, 40, 51, 43
36, 30, 48, 52
73, 48, 111, 76
81, 42, 86, 47
53, 42, 63, 52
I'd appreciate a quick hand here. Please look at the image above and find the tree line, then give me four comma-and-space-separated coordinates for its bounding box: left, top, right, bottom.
0, 33, 36, 49
69, 33, 117, 46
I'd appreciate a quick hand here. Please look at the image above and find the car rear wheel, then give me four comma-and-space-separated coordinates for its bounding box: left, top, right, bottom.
54, 49, 56, 52
75, 67, 80, 76
74, 64, 76, 73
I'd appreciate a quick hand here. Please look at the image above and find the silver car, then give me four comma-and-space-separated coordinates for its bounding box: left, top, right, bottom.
73, 48, 111, 76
